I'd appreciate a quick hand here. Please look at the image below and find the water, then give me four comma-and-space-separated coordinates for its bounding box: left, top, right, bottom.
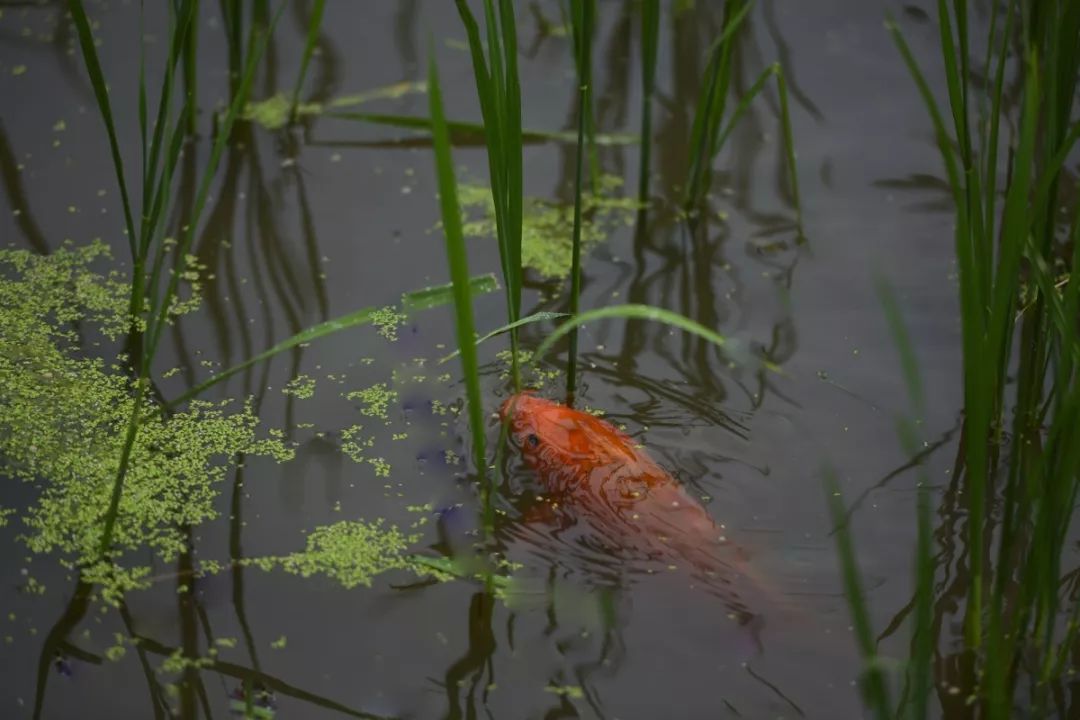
0, 1, 977, 717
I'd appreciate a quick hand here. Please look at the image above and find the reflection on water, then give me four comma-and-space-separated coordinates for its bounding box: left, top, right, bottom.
7, 0, 1066, 717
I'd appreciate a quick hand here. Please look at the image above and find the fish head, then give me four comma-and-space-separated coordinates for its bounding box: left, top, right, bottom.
500, 393, 639, 487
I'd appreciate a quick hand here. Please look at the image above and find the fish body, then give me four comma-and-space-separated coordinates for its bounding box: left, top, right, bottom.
501, 393, 761, 622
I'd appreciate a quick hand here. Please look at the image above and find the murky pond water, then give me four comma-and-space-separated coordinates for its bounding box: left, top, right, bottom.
0, 1, 980, 718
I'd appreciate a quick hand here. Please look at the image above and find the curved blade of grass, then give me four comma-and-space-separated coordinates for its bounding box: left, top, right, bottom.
531, 303, 775, 372
145, 4, 284, 362
325, 111, 637, 145
401, 273, 498, 312
429, 41, 490, 528
776, 66, 803, 236
439, 311, 570, 364
684, 0, 754, 208
167, 273, 499, 408
826, 470, 894, 717
100, 3, 285, 557
290, 0, 326, 123
68, 0, 138, 258
454, 0, 523, 392
876, 276, 932, 719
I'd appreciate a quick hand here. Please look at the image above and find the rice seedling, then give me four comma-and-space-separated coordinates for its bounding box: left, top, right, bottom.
829, 278, 934, 718
427, 41, 491, 533
453, 0, 524, 391
532, 303, 749, 370
166, 274, 498, 409
68, 0, 282, 556
682, 1, 802, 235
567, 0, 599, 192
834, 1, 1080, 715
565, 0, 593, 399
290, 0, 326, 124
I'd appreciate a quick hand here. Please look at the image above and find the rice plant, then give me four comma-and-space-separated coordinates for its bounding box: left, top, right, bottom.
427, 41, 492, 535
835, 1, 1080, 715
68, 0, 281, 555
683, 0, 802, 236
566, 0, 599, 192
565, 0, 594, 399
453, 0, 525, 391
290, 0, 327, 123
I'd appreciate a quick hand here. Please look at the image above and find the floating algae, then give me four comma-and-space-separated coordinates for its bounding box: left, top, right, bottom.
0, 242, 519, 610
0, 243, 291, 601
458, 175, 642, 280
244, 519, 418, 589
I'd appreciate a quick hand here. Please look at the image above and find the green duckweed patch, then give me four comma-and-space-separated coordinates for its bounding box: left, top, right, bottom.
283, 373, 317, 399
370, 305, 407, 341
246, 520, 419, 589
345, 382, 397, 420
0, 242, 521, 614
0, 243, 293, 601
459, 175, 641, 280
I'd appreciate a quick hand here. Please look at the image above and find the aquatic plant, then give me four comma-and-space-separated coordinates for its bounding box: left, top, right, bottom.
458, 176, 639, 281
0, 244, 292, 603
428, 42, 490, 536
834, 1, 1080, 715
68, 0, 280, 557
290, 0, 327, 123
453, 0, 525, 391
565, 0, 594, 398
683, 0, 802, 235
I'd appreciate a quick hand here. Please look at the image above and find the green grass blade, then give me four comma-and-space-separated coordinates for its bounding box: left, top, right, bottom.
168, 274, 499, 408
566, 0, 592, 398
684, 0, 754, 208
68, 0, 139, 259
876, 277, 932, 716
428, 41, 490, 527
401, 273, 499, 312
775, 66, 803, 237
912, 481, 933, 720
876, 278, 925, 420
145, 4, 282, 363
182, 0, 198, 135
531, 304, 773, 372
497, 0, 524, 327
290, 0, 326, 123
439, 311, 570, 364
826, 471, 894, 718
454, 0, 523, 391
712, 65, 774, 164
142, 0, 198, 255
325, 111, 636, 145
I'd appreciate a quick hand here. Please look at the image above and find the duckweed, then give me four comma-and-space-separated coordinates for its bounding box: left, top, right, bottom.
0, 244, 292, 601
370, 305, 407, 341
250, 520, 419, 589
283, 373, 317, 399
459, 175, 641, 279
345, 382, 397, 420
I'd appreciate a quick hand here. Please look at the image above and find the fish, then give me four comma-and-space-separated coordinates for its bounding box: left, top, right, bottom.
500, 392, 768, 630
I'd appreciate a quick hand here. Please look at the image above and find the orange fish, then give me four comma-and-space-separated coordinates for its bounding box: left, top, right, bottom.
500, 392, 765, 627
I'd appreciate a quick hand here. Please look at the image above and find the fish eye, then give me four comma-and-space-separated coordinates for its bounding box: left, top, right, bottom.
527, 433, 540, 448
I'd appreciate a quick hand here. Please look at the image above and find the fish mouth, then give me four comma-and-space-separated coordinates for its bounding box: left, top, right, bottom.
498, 391, 535, 423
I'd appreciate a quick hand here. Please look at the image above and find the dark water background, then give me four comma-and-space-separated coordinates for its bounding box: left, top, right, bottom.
0, 1, 977, 717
